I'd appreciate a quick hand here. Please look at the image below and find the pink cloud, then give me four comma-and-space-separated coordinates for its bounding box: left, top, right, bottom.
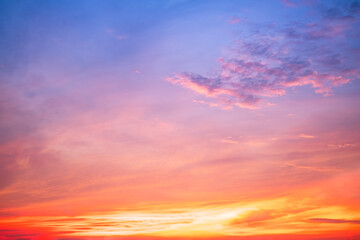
167, 56, 350, 109
299, 134, 315, 139
229, 16, 242, 24
281, 0, 297, 8
168, 5, 359, 109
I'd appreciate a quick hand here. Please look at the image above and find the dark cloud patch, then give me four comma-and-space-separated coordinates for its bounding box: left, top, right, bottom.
0, 210, 17, 218
0, 229, 17, 232
5, 234, 38, 237
308, 218, 360, 224
319, 0, 360, 19
57, 238, 86, 240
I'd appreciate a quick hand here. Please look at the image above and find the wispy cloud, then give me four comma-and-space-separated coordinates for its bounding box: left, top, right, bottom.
308, 218, 360, 224
229, 16, 244, 24
221, 138, 239, 144
106, 29, 128, 40
281, 0, 297, 8
299, 134, 315, 139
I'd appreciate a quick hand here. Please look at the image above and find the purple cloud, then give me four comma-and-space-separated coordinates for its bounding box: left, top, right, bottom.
281, 0, 297, 8
167, 1, 359, 109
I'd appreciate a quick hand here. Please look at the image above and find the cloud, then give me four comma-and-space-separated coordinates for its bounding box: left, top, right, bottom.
281, 0, 297, 8
106, 28, 129, 40
4, 233, 38, 238
308, 218, 360, 224
284, 162, 339, 173
230, 210, 276, 225
221, 139, 239, 144
299, 134, 315, 139
328, 143, 356, 149
57, 238, 86, 240
167, 1, 359, 109
167, 73, 263, 109
229, 16, 243, 24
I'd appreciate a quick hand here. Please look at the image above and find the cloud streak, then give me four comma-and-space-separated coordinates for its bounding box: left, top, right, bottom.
308, 218, 360, 224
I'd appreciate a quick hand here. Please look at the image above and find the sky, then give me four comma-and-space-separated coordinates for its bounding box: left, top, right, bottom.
0, 0, 360, 239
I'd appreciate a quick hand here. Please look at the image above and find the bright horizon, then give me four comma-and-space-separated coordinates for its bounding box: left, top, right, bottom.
0, 0, 360, 239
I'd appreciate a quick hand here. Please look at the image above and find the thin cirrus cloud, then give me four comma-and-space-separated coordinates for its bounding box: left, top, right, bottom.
308, 218, 360, 224
299, 134, 315, 139
167, 1, 359, 109
281, 0, 297, 8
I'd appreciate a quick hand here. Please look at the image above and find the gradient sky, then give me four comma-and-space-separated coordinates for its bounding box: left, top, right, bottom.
0, 0, 360, 239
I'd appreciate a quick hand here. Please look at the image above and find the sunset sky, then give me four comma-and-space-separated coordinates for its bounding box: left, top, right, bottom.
0, 0, 360, 239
